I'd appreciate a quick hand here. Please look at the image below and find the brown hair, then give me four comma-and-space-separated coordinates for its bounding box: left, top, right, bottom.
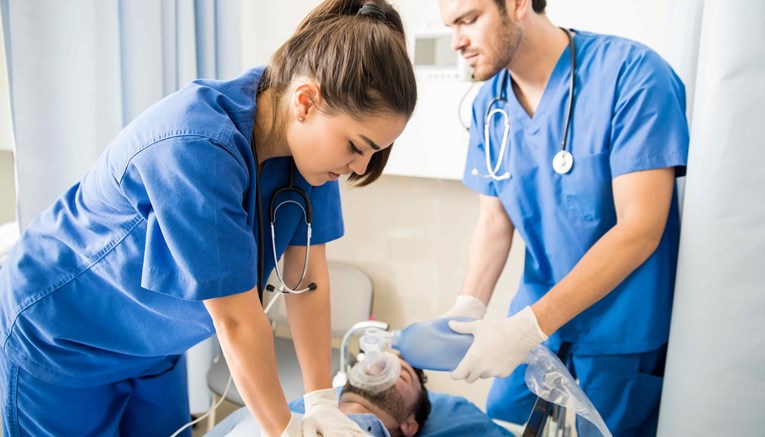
412, 366, 432, 435
494, 0, 546, 14
263, 0, 417, 186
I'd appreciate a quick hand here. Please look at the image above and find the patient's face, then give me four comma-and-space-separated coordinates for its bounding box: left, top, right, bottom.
339, 357, 423, 430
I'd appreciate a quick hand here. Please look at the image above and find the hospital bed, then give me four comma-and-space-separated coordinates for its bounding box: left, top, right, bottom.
205, 320, 573, 437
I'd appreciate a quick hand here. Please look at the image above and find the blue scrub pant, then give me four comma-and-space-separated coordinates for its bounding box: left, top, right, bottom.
486, 344, 667, 437
0, 350, 191, 437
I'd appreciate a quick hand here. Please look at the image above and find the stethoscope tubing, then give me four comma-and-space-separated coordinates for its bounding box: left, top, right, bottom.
478, 28, 576, 180
484, 106, 511, 180
252, 145, 315, 301
269, 199, 313, 294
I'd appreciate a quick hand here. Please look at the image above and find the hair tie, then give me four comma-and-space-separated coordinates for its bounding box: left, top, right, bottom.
357, 3, 387, 21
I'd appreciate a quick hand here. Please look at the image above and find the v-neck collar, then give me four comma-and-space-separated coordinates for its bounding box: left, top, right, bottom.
505, 34, 575, 133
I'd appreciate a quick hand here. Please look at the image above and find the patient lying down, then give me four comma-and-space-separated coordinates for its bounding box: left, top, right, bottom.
206, 357, 431, 437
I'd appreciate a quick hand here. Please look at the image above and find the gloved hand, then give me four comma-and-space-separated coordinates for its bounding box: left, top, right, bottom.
441, 295, 487, 320
279, 413, 303, 437
302, 388, 368, 437
448, 306, 548, 383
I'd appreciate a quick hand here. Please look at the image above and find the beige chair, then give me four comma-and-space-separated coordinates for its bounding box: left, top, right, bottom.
205, 260, 374, 428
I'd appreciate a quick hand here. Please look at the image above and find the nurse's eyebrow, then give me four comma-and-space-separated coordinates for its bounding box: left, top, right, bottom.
360, 135, 382, 151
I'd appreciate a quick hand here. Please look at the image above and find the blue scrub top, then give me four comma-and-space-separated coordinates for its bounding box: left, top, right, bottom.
463, 31, 689, 355
0, 67, 344, 387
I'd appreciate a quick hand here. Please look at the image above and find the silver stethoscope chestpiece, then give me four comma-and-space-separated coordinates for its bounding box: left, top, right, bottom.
552, 150, 574, 175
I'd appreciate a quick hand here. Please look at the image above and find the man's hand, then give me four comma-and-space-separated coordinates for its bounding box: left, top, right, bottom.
302, 388, 369, 436
448, 306, 548, 383
441, 295, 487, 320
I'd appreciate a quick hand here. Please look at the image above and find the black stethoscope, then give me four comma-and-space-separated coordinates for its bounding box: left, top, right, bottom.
472, 28, 576, 179
252, 145, 317, 303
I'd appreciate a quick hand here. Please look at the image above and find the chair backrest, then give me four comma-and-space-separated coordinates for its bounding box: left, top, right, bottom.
267, 260, 374, 338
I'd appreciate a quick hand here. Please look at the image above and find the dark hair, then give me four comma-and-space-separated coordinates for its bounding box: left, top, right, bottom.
412, 367, 432, 435
263, 0, 417, 186
494, 0, 546, 14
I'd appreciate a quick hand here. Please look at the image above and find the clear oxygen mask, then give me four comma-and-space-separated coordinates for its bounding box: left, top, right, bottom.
348, 328, 400, 393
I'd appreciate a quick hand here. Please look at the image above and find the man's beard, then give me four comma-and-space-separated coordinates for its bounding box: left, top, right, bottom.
471, 15, 522, 81
342, 381, 410, 423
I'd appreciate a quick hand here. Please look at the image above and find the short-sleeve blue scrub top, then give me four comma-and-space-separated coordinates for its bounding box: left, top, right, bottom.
463, 31, 689, 356
0, 67, 344, 389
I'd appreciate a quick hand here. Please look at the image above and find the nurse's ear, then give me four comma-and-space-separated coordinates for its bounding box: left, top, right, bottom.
291, 79, 322, 122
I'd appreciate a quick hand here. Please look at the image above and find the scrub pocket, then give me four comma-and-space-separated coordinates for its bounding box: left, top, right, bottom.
492, 162, 540, 225
561, 151, 615, 223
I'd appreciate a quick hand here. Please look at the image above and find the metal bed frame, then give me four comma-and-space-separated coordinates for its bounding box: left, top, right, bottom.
522, 341, 573, 437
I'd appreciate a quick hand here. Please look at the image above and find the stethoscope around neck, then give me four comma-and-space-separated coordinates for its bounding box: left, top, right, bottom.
252, 146, 317, 303
473, 27, 577, 180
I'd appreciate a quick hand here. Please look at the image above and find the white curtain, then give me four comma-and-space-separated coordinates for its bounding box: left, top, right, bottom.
1, 0, 241, 413
1, 0, 241, 228
658, 1, 765, 435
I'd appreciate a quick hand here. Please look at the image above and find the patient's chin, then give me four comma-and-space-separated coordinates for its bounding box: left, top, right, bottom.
341, 381, 409, 423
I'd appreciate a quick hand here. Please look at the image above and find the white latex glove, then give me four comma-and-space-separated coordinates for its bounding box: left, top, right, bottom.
448, 306, 548, 383
279, 413, 303, 437
441, 295, 487, 320
302, 388, 369, 437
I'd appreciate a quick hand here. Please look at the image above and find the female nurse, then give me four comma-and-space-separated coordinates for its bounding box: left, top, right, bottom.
0, 1, 417, 436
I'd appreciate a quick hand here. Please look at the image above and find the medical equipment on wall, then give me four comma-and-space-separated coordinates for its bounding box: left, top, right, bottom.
411, 29, 473, 81
473, 28, 577, 180
385, 20, 480, 179
348, 328, 401, 392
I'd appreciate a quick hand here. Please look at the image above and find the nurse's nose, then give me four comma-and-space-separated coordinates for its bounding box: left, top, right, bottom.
349, 153, 372, 176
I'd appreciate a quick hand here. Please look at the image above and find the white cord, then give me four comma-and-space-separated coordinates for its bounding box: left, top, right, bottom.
169, 373, 232, 437
263, 290, 284, 315
169, 291, 280, 437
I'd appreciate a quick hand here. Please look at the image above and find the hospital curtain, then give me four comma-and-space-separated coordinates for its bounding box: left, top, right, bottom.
0, 0, 241, 228
658, 1, 765, 435
0, 0, 242, 414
